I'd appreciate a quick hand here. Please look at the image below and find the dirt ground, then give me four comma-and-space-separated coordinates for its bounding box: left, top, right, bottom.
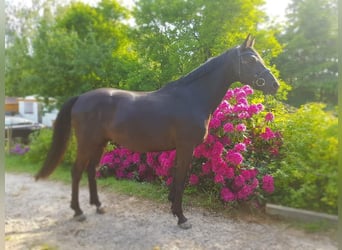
5, 172, 337, 250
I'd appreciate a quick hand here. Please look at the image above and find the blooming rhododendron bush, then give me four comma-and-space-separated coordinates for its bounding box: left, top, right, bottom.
98, 86, 283, 206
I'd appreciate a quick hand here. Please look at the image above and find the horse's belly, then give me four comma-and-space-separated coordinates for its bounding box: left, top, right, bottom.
108, 122, 176, 153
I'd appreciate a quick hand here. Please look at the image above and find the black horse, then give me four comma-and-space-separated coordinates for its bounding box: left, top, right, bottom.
36, 35, 279, 229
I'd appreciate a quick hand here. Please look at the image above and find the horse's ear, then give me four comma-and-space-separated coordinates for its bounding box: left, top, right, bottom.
241, 34, 255, 49
250, 37, 255, 48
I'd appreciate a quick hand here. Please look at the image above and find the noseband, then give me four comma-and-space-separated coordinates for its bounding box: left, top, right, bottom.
236, 47, 270, 88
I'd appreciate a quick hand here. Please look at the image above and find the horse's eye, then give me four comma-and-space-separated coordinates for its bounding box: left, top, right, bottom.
248, 55, 257, 63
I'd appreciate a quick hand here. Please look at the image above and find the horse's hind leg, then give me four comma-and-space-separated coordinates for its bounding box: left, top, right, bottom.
71, 156, 87, 221
87, 146, 106, 214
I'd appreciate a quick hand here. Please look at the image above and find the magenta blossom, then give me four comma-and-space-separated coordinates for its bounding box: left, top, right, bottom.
209, 117, 221, 129
233, 175, 245, 188
236, 185, 253, 200
265, 112, 275, 122
262, 175, 275, 193
221, 187, 235, 202
234, 143, 246, 152
261, 127, 276, 140
236, 123, 246, 132
226, 151, 244, 166
223, 122, 235, 133
189, 174, 199, 185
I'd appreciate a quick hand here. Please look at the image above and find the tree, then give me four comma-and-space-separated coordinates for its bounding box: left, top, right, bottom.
6, 0, 151, 105
132, 0, 287, 95
5, 0, 58, 96
274, 0, 338, 107
6, 0, 290, 104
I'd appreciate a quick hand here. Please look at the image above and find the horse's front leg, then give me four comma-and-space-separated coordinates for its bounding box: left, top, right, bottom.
170, 147, 193, 229
168, 167, 176, 203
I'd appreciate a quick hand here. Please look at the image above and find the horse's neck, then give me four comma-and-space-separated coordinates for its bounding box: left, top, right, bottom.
186, 58, 237, 115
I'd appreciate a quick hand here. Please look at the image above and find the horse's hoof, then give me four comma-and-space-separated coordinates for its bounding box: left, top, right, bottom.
178, 221, 192, 230
96, 206, 105, 214
73, 214, 86, 222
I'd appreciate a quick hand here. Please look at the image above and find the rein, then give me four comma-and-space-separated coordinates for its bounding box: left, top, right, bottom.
236, 47, 270, 88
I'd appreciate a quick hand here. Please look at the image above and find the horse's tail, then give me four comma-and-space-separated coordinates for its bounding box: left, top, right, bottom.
35, 96, 79, 180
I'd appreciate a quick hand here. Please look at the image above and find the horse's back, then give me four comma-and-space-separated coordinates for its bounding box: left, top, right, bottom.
70, 88, 174, 151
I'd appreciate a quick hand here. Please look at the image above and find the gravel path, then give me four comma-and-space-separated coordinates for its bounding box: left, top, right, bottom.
5, 173, 337, 250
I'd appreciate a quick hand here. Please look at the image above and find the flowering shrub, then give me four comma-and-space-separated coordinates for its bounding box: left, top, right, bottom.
98, 86, 283, 205
10, 144, 30, 155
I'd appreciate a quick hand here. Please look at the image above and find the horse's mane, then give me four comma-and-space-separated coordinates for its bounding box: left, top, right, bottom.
160, 48, 235, 91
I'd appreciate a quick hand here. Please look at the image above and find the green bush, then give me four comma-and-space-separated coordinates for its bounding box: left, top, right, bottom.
269, 103, 337, 214
25, 128, 77, 166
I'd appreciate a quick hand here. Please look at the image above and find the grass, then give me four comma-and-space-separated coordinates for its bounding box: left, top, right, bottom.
5, 154, 338, 236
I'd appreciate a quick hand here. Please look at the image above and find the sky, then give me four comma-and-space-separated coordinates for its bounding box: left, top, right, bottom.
263, 0, 291, 22
110, 0, 292, 22
8, 0, 291, 23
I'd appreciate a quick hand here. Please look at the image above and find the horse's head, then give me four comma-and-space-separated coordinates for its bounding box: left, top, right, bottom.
236, 35, 280, 95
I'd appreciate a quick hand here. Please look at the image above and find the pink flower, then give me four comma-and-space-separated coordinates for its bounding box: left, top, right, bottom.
138, 164, 147, 174
262, 175, 275, 193
218, 101, 232, 113
100, 153, 113, 165
202, 161, 212, 174
243, 138, 252, 146
236, 123, 246, 132
131, 153, 141, 163
193, 145, 203, 158
205, 134, 216, 144
223, 167, 235, 179
212, 141, 224, 156
189, 174, 199, 185
236, 185, 252, 200
166, 177, 173, 186
233, 103, 247, 113
250, 178, 259, 189
159, 152, 174, 168
146, 153, 156, 166
248, 104, 260, 115
256, 103, 264, 112
236, 90, 247, 100
214, 111, 225, 121
241, 169, 258, 180
233, 175, 245, 188
242, 85, 254, 95
223, 123, 235, 133
226, 151, 244, 165
270, 147, 279, 156
265, 112, 274, 122
221, 187, 235, 202
214, 174, 225, 184
209, 117, 221, 129
221, 136, 231, 146
224, 89, 234, 100
238, 111, 250, 119
261, 127, 276, 140
234, 143, 246, 152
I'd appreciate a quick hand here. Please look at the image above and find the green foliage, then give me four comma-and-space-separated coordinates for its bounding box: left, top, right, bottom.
269, 103, 338, 214
5, 0, 291, 103
133, 0, 290, 100
274, 0, 338, 107
5, 0, 147, 106
25, 128, 77, 166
